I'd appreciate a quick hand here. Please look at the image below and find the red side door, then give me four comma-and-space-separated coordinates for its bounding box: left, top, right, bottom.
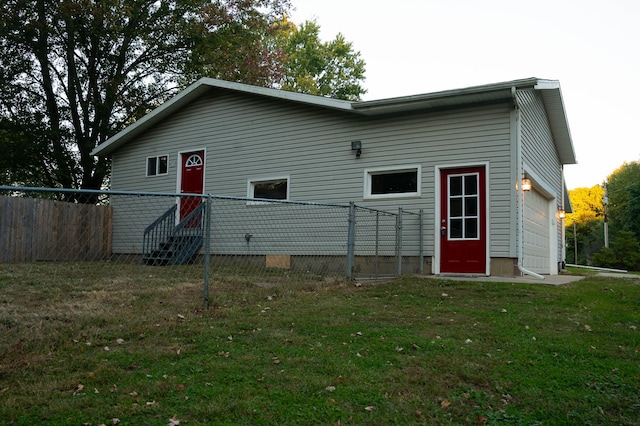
180, 150, 204, 226
440, 166, 487, 274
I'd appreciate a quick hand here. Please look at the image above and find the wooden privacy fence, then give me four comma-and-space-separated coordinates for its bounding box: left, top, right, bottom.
0, 196, 113, 263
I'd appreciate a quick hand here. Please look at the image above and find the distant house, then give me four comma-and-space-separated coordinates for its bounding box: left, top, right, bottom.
91, 77, 576, 277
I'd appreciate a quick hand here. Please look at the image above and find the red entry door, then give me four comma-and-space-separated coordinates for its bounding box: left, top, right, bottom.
440, 166, 487, 274
180, 150, 204, 224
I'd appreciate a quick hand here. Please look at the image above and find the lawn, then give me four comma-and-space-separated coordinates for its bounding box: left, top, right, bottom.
0, 263, 639, 425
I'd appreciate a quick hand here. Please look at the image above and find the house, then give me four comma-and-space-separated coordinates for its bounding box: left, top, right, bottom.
91, 77, 576, 277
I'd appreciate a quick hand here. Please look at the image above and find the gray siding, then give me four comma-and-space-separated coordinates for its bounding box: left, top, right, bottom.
517, 90, 564, 263
110, 89, 515, 259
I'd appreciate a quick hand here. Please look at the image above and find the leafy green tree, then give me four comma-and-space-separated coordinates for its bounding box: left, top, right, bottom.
591, 230, 640, 270
565, 185, 604, 264
606, 160, 640, 241
0, 0, 290, 194
274, 19, 367, 100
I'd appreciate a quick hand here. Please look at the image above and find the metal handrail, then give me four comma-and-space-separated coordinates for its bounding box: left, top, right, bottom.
143, 204, 177, 258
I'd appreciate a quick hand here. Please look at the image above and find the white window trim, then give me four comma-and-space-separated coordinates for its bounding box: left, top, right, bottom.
363, 165, 422, 200
146, 154, 169, 177
247, 175, 290, 205
446, 171, 481, 241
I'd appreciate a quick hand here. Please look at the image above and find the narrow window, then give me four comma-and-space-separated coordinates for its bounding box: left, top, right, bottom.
146, 155, 168, 176
365, 166, 421, 199
248, 177, 290, 203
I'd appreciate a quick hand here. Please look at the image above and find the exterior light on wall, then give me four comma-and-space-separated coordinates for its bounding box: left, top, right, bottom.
351, 140, 362, 158
558, 208, 565, 219
522, 178, 532, 192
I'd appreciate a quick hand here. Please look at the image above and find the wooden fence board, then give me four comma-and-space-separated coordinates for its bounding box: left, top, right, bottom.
0, 196, 113, 263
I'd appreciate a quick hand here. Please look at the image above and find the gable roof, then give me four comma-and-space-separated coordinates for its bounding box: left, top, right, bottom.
91, 77, 576, 164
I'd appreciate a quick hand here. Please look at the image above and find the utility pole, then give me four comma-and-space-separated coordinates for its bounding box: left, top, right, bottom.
573, 222, 578, 263
603, 180, 609, 248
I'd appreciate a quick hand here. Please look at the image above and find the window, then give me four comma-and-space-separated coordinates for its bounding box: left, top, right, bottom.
248, 177, 289, 202
448, 173, 479, 240
147, 155, 168, 176
364, 165, 421, 199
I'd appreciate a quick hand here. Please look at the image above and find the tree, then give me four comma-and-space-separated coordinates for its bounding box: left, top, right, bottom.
591, 230, 640, 270
565, 185, 604, 227
273, 19, 366, 101
0, 0, 290, 194
564, 185, 604, 264
606, 160, 640, 241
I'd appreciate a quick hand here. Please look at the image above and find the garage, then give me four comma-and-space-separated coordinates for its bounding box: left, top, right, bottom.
523, 188, 552, 274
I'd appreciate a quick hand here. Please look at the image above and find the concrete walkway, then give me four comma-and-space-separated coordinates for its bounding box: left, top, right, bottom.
430, 271, 638, 285
596, 271, 640, 280
431, 274, 584, 285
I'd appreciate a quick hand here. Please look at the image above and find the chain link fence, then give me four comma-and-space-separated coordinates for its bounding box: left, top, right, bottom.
1, 187, 425, 306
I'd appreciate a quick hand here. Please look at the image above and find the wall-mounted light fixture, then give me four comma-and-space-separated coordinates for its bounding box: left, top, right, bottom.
522, 178, 532, 192
558, 208, 565, 219
351, 140, 362, 158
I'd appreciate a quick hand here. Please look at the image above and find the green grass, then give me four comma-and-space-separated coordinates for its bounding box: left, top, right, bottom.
1, 263, 639, 425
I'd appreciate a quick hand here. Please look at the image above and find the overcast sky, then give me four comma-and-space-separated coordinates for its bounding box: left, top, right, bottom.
290, 0, 640, 190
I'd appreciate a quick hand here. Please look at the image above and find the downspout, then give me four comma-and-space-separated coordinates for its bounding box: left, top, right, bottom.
512, 86, 545, 280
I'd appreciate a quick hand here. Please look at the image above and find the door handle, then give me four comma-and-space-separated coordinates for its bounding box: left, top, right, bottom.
441, 226, 446, 236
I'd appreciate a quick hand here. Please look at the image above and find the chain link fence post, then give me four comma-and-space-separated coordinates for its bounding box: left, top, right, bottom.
396, 207, 403, 277
346, 201, 356, 280
419, 208, 424, 274
203, 195, 212, 309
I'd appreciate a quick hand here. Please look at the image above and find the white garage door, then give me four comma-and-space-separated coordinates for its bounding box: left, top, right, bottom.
523, 189, 550, 274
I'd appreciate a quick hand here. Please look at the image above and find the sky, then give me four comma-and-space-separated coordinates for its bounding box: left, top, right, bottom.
289, 0, 640, 190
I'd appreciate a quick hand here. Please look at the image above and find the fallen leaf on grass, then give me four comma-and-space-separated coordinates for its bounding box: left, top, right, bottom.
364, 406, 376, 411
168, 415, 180, 426
325, 385, 336, 392
441, 400, 451, 408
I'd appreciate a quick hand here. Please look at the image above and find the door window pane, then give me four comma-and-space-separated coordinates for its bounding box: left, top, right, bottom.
449, 176, 462, 196
465, 218, 478, 238
464, 175, 478, 195
450, 219, 463, 238
450, 198, 462, 217
465, 196, 478, 216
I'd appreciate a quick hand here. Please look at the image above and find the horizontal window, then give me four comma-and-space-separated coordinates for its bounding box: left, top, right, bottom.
146, 155, 168, 176
364, 165, 421, 199
248, 176, 290, 203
